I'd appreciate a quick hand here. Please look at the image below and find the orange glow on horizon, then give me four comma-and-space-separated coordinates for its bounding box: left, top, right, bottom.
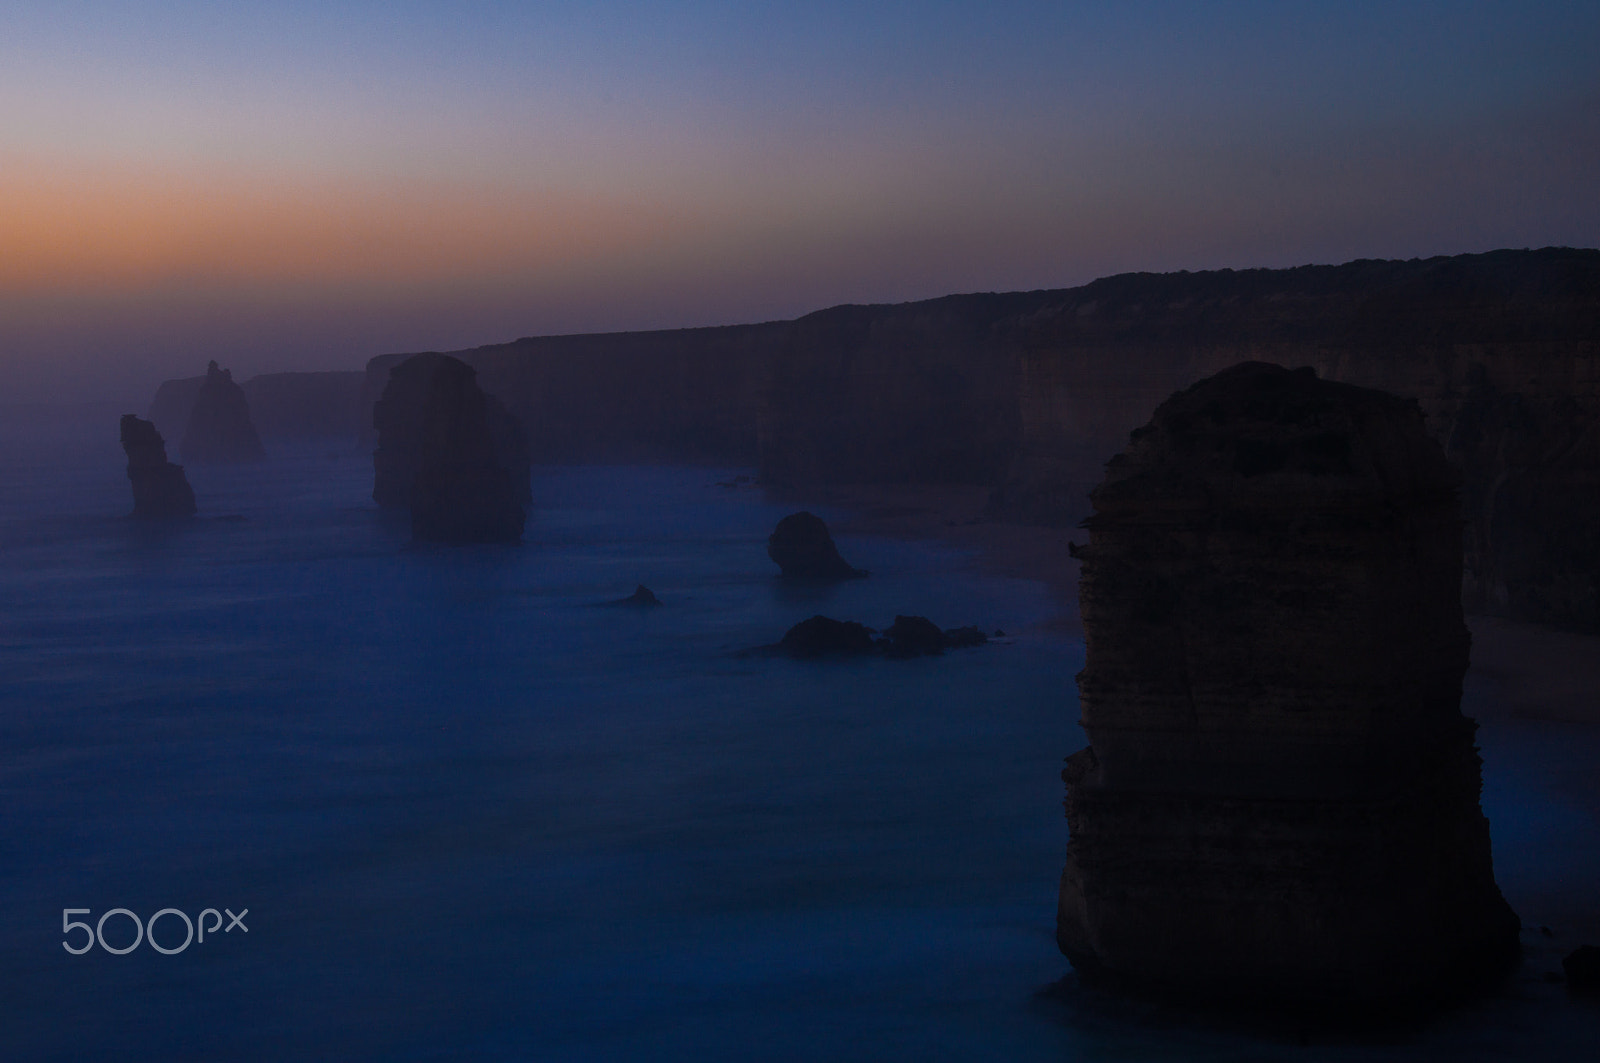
0, 157, 686, 295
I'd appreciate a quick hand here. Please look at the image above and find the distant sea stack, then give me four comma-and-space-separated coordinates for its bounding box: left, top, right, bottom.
1058, 362, 1518, 1009
372, 353, 531, 513
120, 415, 196, 518
181, 361, 265, 463
766, 512, 866, 579
373, 354, 528, 543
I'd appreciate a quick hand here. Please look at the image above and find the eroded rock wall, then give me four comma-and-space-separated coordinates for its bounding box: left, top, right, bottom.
1059, 362, 1519, 1008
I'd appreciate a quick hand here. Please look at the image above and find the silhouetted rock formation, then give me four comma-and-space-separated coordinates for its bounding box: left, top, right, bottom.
152, 370, 364, 444
356, 249, 1599, 628
1058, 362, 1519, 1010
775, 614, 992, 659
120, 415, 196, 518
614, 584, 662, 606
372, 353, 530, 512
881, 615, 947, 657
766, 512, 866, 579
397, 356, 527, 543
180, 361, 265, 463
779, 616, 878, 657
943, 625, 990, 648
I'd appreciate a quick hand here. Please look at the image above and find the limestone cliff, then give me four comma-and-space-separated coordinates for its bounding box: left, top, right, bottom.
349, 248, 1598, 628
359, 323, 782, 461
119, 414, 196, 518
1058, 362, 1518, 1009
997, 249, 1600, 627
180, 361, 265, 463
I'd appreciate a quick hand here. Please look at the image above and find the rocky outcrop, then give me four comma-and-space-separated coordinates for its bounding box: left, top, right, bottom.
180, 362, 265, 463
372, 353, 531, 512
775, 614, 991, 658
613, 585, 662, 607
998, 249, 1600, 629
120, 415, 196, 518
384, 356, 527, 543
766, 512, 866, 579
1058, 362, 1519, 1010
779, 616, 879, 657
152, 370, 364, 444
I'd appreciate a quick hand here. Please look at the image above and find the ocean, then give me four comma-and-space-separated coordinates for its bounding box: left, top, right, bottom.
0, 413, 1594, 1061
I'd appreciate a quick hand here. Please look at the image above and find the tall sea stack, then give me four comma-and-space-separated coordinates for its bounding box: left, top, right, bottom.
1058, 362, 1518, 1009
181, 361, 265, 463
373, 354, 528, 543
120, 414, 196, 518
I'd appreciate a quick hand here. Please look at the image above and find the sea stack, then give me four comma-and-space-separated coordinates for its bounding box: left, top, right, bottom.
120, 414, 197, 518
372, 353, 530, 513
181, 361, 265, 463
374, 354, 528, 543
766, 512, 866, 579
1058, 362, 1518, 1009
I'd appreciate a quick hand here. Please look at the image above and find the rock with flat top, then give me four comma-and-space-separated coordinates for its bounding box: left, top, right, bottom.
1059, 361, 1519, 1010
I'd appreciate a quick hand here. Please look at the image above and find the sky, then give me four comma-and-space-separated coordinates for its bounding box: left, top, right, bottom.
3, 1, 1598, 402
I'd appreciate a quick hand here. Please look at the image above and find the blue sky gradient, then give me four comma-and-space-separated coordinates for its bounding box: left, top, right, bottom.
3, 2, 1597, 399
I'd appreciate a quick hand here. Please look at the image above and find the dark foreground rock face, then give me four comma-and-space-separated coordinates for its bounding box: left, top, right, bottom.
395, 357, 527, 543
766, 512, 866, 579
120, 415, 196, 518
373, 353, 530, 512
181, 362, 265, 463
1059, 362, 1519, 1010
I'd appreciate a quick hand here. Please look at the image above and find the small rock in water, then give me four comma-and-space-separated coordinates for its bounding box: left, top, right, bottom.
774, 614, 996, 659
779, 616, 878, 657
943, 625, 990, 648
619, 584, 662, 606
767, 512, 867, 580
881, 615, 947, 657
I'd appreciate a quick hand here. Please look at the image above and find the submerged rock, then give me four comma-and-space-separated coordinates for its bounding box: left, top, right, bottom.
403, 357, 527, 543
181, 361, 265, 463
120, 414, 196, 518
766, 512, 866, 579
372, 352, 530, 511
1059, 362, 1519, 1010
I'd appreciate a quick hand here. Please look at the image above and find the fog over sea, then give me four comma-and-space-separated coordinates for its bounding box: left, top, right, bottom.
0, 408, 1594, 1061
